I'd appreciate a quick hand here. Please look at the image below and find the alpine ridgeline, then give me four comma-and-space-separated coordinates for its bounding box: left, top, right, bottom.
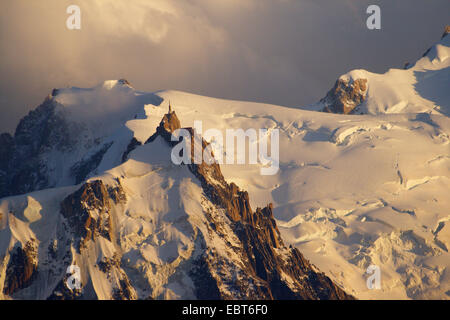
0, 89, 352, 299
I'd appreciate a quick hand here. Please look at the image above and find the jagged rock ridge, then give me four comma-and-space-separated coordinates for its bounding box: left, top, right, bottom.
139, 109, 354, 299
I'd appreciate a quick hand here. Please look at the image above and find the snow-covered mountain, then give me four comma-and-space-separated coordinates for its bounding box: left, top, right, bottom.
309, 27, 450, 116
0, 81, 352, 300
0, 28, 449, 300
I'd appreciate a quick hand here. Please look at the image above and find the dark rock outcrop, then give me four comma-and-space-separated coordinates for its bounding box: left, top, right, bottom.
442, 25, 450, 39
71, 142, 113, 184
0, 98, 77, 198
98, 254, 137, 300
121, 137, 142, 163
0, 133, 14, 170
321, 78, 368, 114
145, 109, 181, 145
117, 79, 132, 86
3, 240, 38, 295
0, 133, 14, 193
47, 270, 85, 300
60, 179, 126, 250
0, 92, 136, 198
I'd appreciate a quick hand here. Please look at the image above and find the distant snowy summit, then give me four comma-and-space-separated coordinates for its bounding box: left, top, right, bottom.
309, 26, 450, 115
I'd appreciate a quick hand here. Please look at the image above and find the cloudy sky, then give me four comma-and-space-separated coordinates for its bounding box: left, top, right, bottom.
0, 0, 448, 133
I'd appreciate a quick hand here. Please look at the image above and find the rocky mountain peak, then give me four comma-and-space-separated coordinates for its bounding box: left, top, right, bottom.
320, 78, 368, 114
141, 110, 355, 299
60, 179, 126, 251
145, 107, 181, 145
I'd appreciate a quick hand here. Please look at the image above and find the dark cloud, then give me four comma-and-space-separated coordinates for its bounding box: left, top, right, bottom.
0, 0, 448, 133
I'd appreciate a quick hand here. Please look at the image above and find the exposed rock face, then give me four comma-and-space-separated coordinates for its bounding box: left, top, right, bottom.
48, 180, 136, 300
321, 78, 368, 114
60, 179, 126, 250
442, 25, 450, 39
117, 79, 132, 86
121, 137, 142, 163
0, 98, 76, 198
98, 254, 138, 300
71, 142, 113, 184
151, 110, 354, 300
47, 278, 84, 300
0, 94, 130, 198
145, 110, 181, 144
3, 240, 38, 295
0, 133, 14, 170
0, 133, 14, 193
